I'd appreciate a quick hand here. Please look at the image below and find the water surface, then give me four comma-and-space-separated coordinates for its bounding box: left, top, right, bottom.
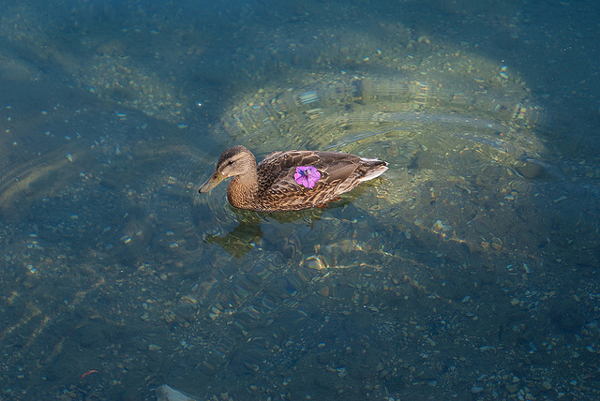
0, 1, 599, 400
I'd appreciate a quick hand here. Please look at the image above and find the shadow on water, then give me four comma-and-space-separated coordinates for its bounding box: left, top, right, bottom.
201, 187, 368, 258
0, 1, 599, 400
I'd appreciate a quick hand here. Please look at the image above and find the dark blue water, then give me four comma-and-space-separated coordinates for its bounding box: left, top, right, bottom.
0, 1, 599, 400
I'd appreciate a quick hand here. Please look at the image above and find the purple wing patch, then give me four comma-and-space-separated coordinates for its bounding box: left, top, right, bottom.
294, 166, 321, 188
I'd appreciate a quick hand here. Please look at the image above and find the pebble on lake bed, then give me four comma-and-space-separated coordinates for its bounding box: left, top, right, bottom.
156, 384, 197, 401
471, 386, 484, 394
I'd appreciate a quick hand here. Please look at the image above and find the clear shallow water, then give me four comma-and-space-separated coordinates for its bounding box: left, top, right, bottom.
0, 1, 599, 400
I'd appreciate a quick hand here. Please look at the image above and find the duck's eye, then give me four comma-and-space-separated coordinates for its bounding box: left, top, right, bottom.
228, 160, 234, 165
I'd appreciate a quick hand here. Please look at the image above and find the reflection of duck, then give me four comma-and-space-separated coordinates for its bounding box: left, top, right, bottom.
199, 145, 388, 212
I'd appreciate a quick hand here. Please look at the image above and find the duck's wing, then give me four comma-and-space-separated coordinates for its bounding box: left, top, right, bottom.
257, 151, 363, 195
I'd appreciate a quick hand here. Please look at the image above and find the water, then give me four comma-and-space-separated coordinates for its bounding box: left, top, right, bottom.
1, 1, 599, 400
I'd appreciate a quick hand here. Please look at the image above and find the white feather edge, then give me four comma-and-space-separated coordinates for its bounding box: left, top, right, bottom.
358, 157, 388, 182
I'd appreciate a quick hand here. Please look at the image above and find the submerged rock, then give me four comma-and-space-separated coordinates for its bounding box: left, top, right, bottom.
155, 385, 198, 401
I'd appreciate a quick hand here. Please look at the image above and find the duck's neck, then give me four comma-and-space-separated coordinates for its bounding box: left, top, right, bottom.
227, 170, 259, 208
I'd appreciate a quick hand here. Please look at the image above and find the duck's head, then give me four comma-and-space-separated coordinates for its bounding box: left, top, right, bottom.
198, 145, 256, 193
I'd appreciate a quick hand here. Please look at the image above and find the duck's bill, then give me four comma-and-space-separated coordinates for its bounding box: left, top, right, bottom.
198, 171, 226, 193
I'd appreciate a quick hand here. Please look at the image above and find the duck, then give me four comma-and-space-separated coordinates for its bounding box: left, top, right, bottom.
198, 145, 388, 212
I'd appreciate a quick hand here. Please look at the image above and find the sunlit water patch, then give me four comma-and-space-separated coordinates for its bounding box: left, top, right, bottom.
199, 69, 550, 262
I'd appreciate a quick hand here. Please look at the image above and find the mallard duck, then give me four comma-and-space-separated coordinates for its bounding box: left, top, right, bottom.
198, 145, 388, 212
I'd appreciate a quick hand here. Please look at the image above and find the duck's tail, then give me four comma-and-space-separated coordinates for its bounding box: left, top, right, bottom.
359, 158, 389, 181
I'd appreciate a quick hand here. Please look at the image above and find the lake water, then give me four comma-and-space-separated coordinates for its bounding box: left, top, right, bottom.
1, 1, 599, 400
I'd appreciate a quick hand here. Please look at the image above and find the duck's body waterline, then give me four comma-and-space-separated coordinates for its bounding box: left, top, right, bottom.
199, 145, 388, 212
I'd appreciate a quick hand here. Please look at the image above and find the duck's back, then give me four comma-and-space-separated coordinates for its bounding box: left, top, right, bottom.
252, 150, 387, 212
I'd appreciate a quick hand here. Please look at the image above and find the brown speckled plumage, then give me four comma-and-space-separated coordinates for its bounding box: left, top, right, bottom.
199, 145, 388, 212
